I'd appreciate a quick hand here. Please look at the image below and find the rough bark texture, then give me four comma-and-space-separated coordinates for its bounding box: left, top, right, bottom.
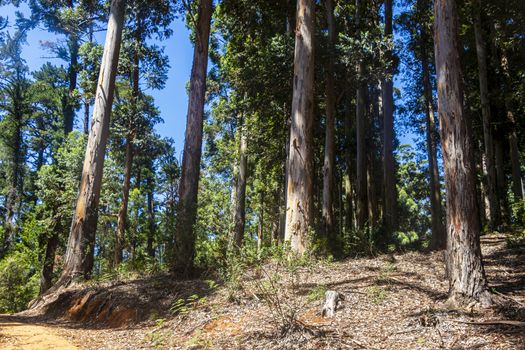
355, 0, 368, 231
52, 0, 126, 289
173, 0, 212, 275
233, 121, 248, 249
433, 0, 491, 307
322, 0, 336, 239
473, 0, 499, 230
421, 36, 446, 250
284, 0, 315, 255
382, 0, 397, 235
39, 231, 59, 294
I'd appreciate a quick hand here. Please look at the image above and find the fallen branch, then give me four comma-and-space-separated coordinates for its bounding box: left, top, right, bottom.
491, 290, 525, 308
452, 319, 525, 327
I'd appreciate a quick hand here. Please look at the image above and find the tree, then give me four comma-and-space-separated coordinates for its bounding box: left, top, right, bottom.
173, 0, 213, 275
53, 0, 126, 288
284, 0, 315, 254
231, 114, 247, 249
433, 0, 491, 307
112, 0, 172, 267
0, 31, 31, 259
472, 0, 499, 230
355, 0, 368, 231
322, 0, 336, 239
382, 0, 397, 235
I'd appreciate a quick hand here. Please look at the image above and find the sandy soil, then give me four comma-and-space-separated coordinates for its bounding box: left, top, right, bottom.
0, 315, 79, 349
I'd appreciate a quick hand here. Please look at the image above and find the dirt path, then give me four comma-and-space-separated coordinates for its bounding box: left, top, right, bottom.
0, 315, 79, 350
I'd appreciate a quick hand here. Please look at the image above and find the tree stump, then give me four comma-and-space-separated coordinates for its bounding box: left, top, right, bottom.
322, 290, 342, 317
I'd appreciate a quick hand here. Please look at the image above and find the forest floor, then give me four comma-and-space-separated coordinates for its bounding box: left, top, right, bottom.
0, 231, 524, 350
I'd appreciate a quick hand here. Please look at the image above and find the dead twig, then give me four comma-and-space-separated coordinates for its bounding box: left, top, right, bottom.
491, 289, 525, 308
452, 319, 525, 327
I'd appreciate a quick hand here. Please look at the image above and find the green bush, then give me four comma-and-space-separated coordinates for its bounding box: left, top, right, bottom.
394, 231, 419, 249
0, 251, 40, 313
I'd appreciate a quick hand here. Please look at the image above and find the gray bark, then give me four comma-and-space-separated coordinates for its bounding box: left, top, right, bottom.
284, 0, 315, 254
52, 0, 126, 289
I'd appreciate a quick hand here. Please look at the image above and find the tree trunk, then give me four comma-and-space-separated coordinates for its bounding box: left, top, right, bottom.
382, 0, 397, 235
39, 230, 59, 294
114, 135, 133, 267
52, 0, 126, 289
233, 118, 248, 248
147, 176, 156, 258
284, 0, 315, 255
114, 14, 140, 267
83, 14, 94, 135
322, 0, 336, 239
421, 36, 446, 249
65, 32, 78, 134
494, 135, 509, 225
355, 0, 368, 231
507, 110, 524, 203
433, 0, 491, 307
473, 0, 499, 230
344, 89, 354, 234
257, 192, 264, 254
367, 150, 379, 228
499, 50, 524, 207
173, 0, 213, 275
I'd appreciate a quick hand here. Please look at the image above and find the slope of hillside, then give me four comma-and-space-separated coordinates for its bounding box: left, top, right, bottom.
1, 232, 523, 350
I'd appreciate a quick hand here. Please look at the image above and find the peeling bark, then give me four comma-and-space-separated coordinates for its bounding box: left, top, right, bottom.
51, 0, 126, 289
284, 0, 315, 254
433, 0, 491, 307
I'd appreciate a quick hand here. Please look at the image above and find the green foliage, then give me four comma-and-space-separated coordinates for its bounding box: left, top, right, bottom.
169, 293, 208, 316
506, 230, 525, 250
307, 284, 327, 303
0, 251, 40, 313
393, 231, 420, 249
396, 144, 433, 240
366, 285, 387, 305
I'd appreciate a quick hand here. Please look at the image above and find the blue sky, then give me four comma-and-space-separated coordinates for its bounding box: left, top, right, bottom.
2, 2, 192, 158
